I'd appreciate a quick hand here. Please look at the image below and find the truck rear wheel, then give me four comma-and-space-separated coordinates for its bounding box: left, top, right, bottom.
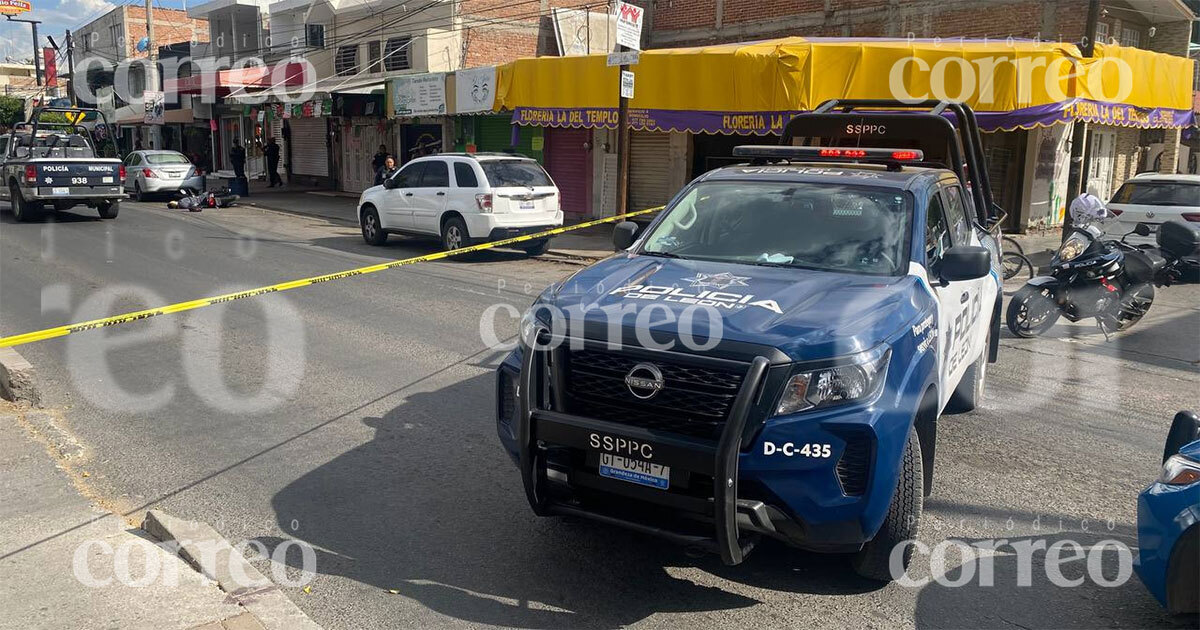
851, 427, 923, 582
9, 183, 41, 222
97, 200, 119, 219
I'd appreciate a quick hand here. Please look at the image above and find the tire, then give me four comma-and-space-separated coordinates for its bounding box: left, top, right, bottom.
360, 206, 387, 245
1006, 284, 1060, 338
852, 427, 923, 582
441, 216, 470, 252
523, 239, 550, 257
946, 326, 987, 413
133, 183, 145, 202
97, 200, 119, 219
1001, 235, 1025, 257
9, 183, 41, 222
1000, 252, 1033, 281
1115, 283, 1154, 331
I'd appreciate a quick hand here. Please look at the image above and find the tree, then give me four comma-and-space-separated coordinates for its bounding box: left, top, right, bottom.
0, 96, 25, 128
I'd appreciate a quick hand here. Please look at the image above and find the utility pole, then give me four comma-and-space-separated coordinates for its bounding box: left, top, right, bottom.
1063, 0, 1101, 241
65, 30, 77, 106
5, 16, 43, 87
145, 0, 162, 149
615, 49, 630, 215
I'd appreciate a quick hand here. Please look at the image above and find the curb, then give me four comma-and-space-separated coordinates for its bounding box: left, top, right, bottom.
143, 510, 323, 630
0, 346, 40, 406
240, 201, 357, 227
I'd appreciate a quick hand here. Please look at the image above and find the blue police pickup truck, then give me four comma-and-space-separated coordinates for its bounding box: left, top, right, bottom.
496, 100, 1004, 581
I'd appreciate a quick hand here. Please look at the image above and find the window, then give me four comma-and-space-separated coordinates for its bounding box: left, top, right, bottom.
392, 162, 424, 188
639, 181, 912, 276
125, 153, 143, 166
1111, 181, 1200, 207
305, 24, 325, 48
109, 23, 123, 48
335, 45, 358, 76
145, 152, 191, 164
0, 137, 8, 157
926, 194, 952, 267
1094, 22, 1109, 44
479, 160, 553, 187
942, 185, 971, 245
1120, 27, 1140, 48
383, 37, 412, 71
418, 161, 449, 187
453, 162, 479, 188
367, 41, 382, 73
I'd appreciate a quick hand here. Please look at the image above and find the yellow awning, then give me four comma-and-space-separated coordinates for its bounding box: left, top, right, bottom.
493, 37, 1194, 131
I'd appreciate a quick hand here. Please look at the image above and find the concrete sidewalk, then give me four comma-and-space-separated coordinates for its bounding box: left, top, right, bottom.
0, 404, 273, 630
237, 183, 1065, 266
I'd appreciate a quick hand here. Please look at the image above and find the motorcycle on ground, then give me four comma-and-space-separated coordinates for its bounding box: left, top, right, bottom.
1006, 219, 1200, 339
166, 187, 240, 212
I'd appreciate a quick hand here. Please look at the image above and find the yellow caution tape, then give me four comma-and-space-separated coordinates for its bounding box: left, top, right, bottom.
0, 207, 663, 349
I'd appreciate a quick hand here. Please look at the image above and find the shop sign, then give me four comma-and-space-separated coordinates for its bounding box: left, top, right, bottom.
455, 66, 495, 114
393, 73, 446, 117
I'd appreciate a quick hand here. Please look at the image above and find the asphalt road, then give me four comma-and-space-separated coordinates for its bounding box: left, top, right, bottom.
1, 200, 1197, 630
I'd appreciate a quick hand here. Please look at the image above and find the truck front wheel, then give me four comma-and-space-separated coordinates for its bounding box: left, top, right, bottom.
9, 183, 41, 222
97, 200, 119, 219
851, 427, 923, 582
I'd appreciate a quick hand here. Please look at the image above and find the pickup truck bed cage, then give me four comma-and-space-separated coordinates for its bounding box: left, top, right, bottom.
782, 99, 1001, 226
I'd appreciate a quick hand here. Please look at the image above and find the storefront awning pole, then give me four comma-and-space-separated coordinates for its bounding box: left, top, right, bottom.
1065, 0, 1102, 242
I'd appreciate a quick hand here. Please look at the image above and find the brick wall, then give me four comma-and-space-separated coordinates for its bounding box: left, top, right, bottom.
651, 0, 1107, 48
458, 0, 609, 66
123, 7, 208, 59
1109, 125, 1142, 193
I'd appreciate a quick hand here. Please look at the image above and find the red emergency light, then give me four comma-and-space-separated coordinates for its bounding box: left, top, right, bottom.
733, 145, 925, 165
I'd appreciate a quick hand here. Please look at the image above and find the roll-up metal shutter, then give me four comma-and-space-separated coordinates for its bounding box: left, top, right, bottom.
628, 131, 673, 211
290, 117, 328, 177
544, 127, 591, 217
476, 116, 513, 153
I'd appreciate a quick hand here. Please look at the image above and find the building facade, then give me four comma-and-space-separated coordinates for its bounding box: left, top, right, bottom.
642, 0, 1198, 229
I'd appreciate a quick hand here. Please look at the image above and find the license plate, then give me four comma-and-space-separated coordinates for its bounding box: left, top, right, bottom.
102, 177, 113, 183
599, 453, 669, 490
52, 187, 69, 195
519, 200, 535, 210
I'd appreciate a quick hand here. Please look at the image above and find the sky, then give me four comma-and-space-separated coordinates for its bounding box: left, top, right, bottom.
1, 0, 188, 64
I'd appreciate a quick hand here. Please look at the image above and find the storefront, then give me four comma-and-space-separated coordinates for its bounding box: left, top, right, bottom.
339, 117, 389, 193
493, 37, 1195, 229
288, 116, 330, 184
543, 126, 591, 217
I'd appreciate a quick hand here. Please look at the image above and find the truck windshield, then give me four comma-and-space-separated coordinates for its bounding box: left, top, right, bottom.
640, 181, 911, 275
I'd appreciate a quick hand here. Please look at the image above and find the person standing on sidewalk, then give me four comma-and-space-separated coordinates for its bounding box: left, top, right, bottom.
372, 144, 389, 178
375, 155, 397, 186
264, 138, 283, 187
230, 141, 247, 179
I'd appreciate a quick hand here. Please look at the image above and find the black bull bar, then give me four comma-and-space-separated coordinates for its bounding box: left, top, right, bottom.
516, 334, 772, 564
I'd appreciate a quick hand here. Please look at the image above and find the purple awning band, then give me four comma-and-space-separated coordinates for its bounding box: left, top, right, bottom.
511, 100, 1195, 135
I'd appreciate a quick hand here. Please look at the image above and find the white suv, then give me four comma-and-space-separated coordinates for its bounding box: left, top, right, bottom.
357, 153, 563, 255
1106, 173, 1200, 247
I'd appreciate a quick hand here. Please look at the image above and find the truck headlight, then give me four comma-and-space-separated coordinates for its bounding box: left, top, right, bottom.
775, 347, 891, 416
1159, 455, 1200, 485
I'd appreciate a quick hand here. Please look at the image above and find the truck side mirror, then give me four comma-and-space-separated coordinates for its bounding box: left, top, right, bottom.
939, 246, 991, 282
612, 221, 639, 251
1163, 411, 1200, 464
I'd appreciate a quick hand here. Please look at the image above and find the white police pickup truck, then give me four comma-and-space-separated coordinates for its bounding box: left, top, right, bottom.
496, 100, 1003, 581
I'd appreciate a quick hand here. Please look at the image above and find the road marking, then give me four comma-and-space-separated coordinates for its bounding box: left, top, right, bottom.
0, 208, 662, 349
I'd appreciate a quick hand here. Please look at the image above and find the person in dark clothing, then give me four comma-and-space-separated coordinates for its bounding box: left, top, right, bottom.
374, 155, 397, 186
371, 144, 389, 176
264, 138, 283, 187
230, 141, 247, 179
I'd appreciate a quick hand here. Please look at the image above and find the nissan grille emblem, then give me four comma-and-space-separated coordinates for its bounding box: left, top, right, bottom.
624, 363, 665, 400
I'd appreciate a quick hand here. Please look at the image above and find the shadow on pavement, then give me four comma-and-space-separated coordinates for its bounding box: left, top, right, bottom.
308, 234, 546, 264
911, 532, 1192, 629
267, 373, 880, 627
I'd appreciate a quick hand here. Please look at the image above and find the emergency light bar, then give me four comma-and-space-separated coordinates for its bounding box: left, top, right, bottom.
732, 145, 924, 163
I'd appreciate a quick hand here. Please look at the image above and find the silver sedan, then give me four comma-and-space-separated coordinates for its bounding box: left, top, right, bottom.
122, 150, 205, 201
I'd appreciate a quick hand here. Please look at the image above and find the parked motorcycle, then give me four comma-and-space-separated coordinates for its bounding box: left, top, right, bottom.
1006, 220, 1200, 339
